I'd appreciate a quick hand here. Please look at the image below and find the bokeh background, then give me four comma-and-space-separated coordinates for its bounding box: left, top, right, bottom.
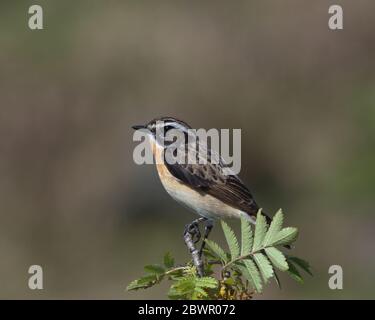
0, 0, 374, 299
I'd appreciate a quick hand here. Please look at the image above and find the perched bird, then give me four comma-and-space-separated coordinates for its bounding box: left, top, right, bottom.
132, 117, 272, 275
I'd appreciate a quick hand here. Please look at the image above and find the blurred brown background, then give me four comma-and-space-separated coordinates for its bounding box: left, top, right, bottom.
0, 0, 374, 299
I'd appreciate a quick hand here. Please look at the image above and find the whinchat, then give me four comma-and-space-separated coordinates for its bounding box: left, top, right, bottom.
132, 116, 272, 234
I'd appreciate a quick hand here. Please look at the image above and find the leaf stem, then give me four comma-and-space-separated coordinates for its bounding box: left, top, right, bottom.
165, 266, 188, 275
221, 248, 263, 270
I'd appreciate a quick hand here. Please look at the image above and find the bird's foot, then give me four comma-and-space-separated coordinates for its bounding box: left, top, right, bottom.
198, 220, 213, 257
184, 221, 201, 244
183, 220, 204, 277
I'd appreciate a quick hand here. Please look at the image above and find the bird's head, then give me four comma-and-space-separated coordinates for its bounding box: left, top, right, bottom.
132, 117, 192, 147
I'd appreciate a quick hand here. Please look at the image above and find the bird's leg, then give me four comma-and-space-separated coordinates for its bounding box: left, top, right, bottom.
199, 219, 214, 257
183, 217, 204, 244
183, 217, 206, 277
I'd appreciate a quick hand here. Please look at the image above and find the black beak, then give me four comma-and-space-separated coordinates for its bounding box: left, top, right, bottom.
132, 124, 146, 130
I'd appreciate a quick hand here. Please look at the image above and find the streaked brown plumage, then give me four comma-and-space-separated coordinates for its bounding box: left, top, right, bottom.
133, 116, 271, 224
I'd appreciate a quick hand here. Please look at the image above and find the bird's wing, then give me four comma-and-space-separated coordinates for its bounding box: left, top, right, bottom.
164, 141, 260, 218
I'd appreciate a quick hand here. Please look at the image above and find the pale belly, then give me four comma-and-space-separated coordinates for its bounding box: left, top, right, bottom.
151, 140, 251, 222
156, 163, 248, 221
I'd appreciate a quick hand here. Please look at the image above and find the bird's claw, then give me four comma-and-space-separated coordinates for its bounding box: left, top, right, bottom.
183, 220, 204, 277
184, 222, 201, 244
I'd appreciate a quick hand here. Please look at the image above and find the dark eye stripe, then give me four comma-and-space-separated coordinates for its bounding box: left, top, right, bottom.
165, 122, 190, 132
148, 117, 191, 129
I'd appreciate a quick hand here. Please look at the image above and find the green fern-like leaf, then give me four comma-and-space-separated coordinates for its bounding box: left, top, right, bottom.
287, 256, 313, 276
263, 209, 284, 246
195, 276, 218, 289
252, 209, 268, 251
127, 209, 309, 300
221, 220, 240, 259
265, 247, 289, 271
168, 276, 217, 300
253, 253, 274, 282
242, 259, 263, 293
126, 274, 158, 291
169, 277, 195, 299
271, 227, 298, 247
205, 239, 228, 263
273, 270, 282, 289
163, 252, 175, 268
287, 261, 304, 283
144, 264, 165, 275
240, 216, 253, 256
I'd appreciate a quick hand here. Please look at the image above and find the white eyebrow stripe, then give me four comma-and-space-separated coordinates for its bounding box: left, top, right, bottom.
155, 121, 190, 132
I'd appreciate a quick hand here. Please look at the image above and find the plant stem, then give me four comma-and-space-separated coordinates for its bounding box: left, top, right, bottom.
221, 248, 264, 270
165, 266, 188, 275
